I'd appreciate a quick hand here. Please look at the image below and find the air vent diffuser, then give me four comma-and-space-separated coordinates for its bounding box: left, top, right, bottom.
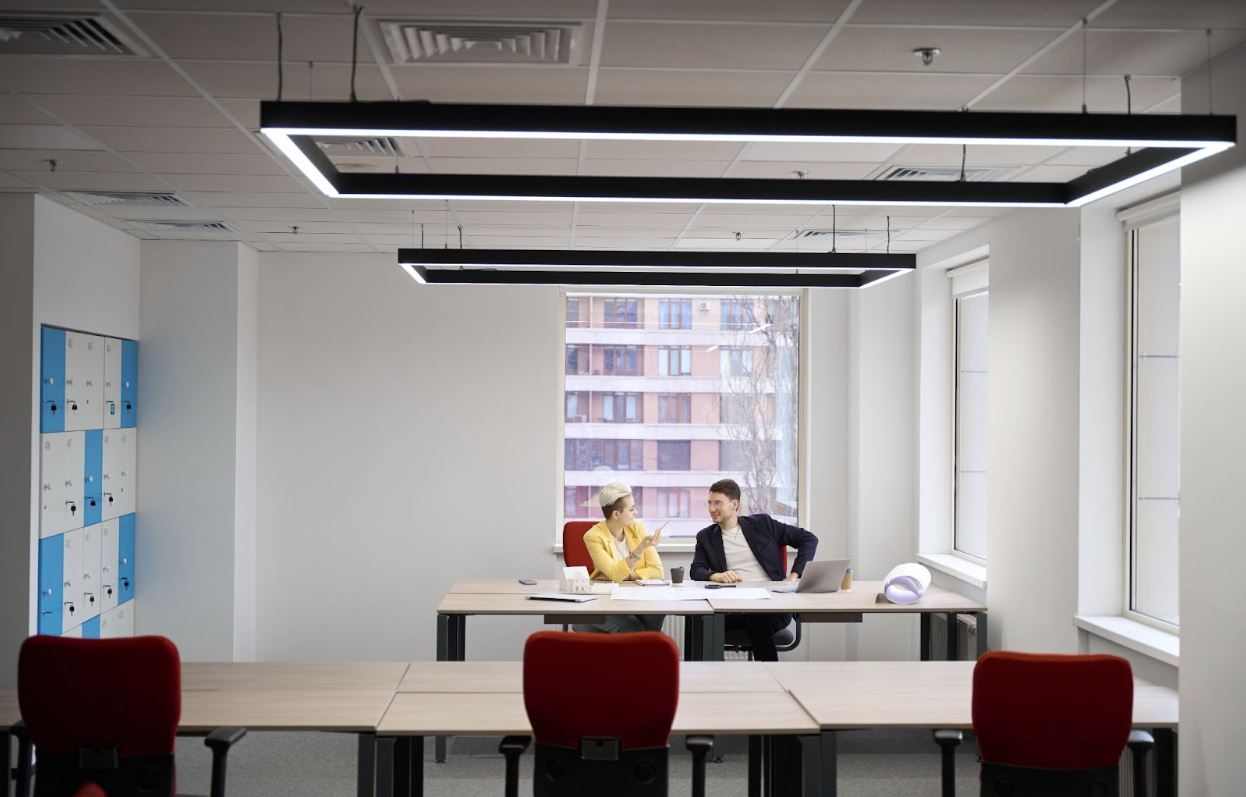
134, 220, 232, 234
377, 20, 582, 65
318, 136, 405, 158
65, 191, 187, 208
877, 165, 1015, 182
0, 12, 146, 56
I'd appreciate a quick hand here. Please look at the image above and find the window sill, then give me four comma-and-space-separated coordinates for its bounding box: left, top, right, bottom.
1074, 615, 1179, 667
553, 541, 698, 555
917, 553, 987, 589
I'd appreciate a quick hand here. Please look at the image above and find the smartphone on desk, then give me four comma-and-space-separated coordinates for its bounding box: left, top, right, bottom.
705, 583, 737, 589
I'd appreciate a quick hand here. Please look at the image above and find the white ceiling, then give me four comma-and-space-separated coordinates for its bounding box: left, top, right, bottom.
0, 0, 1243, 255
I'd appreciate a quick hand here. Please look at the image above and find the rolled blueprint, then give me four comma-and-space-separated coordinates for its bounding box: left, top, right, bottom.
882, 563, 932, 604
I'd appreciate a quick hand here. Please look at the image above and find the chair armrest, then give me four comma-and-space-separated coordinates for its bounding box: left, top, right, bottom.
11, 721, 33, 797
499, 735, 531, 797
686, 735, 714, 797
932, 730, 963, 797
1127, 729, 1155, 797
204, 726, 247, 797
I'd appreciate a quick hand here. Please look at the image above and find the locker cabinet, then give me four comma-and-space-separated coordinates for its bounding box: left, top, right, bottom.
121, 338, 138, 428
61, 528, 83, 633
38, 535, 63, 635
39, 432, 85, 538
100, 518, 119, 612
103, 337, 122, 429
118, 514, 135, 605
100, 603, 133, 638
102, 429, 136, 520
64, 331, 104, 432
79, 524, 102, 624
41, 327, 65, 433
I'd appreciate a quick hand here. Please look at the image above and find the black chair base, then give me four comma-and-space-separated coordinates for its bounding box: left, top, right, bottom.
980, 761, 1119, 797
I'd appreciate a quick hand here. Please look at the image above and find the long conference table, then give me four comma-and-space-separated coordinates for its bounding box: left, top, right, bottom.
4, 658, 1178, 797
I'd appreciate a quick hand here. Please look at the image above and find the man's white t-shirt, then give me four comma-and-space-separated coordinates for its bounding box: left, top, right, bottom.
720, 523, 769, 581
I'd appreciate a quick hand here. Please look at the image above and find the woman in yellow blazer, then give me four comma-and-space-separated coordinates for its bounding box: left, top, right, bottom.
575, 482, 667, 634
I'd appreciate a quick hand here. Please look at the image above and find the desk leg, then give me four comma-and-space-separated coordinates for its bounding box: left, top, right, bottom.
394, 737, 414, 797
435, 614, 466, 763
413, 737, 424, 797
702, 614, 725, 662
973, 612, 988, 659
800, 731, 836, 797
1155, 728, 1176, 797
357, 733, 376, 797
748, 735, 761, 797
376, 737, 394, 797
920, 613, 931, 661
685, 616, 703, 662
946, 612, 959, 661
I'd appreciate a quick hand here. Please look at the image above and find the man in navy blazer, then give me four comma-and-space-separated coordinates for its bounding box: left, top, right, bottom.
690, 478, 818, 661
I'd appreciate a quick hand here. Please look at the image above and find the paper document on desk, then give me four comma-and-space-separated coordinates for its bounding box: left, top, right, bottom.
611, 586, 711, 601
707, 588, 773, 601
528, 593, 597, 603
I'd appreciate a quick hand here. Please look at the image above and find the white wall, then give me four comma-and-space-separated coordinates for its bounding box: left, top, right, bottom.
0, 193, 36, 685
1177, 45, 1246, 796
917, 209, 1082, 653
138, 240, 256, 661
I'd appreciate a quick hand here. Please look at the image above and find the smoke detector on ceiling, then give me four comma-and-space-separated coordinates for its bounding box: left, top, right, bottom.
376, 20, 583, 65
913, 47, 941, 67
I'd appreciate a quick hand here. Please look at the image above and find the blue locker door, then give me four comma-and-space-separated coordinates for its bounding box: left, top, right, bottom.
82, 616, 101, 639
84, 429, 103, 526
38, 535, 64, 635
120, 339, 138, 428
118, 513, 135, 604
41, 327, 66, 433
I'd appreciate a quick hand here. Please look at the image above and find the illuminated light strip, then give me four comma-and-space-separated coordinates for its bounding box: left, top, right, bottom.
1067, 142, 1233, 207
262, 129, 339, 197
399, 263, 427, 284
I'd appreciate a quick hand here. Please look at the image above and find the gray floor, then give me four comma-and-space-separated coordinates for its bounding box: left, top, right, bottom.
174, 731, 982, 796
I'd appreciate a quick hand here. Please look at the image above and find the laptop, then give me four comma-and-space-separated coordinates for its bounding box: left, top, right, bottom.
772, 559, 852, 593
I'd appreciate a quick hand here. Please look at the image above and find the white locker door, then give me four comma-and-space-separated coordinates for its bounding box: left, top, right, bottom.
100, 518, 120, 611
102, 337, 123, 429
102, 430, 136, 520
62, 528, 83, 633
100, 603, 134, 638
40, 432, 85, 537
79, 524, 102, 622
64, 332, 105, 431
62, 625, 83, 639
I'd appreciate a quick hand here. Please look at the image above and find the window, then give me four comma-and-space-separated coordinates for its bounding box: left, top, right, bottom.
721, 299, 752, 330
1128, 213, 1180, 627
654, 487, 691, 518
951, 264, 989, 562
720, 347, 754, 378
659, 299, 693, 330
565, 439, 644, 471
601, 392, 641, 423
658, 346, 692, 376
565, 391, 589, 423
658, 393, 691, 423
603, 346, 640, 375
566, 296, 585, 328
566, 344, 589, 375
562, 292, 801, 537
603, 298, 639, 328
564, 486, 594, 519
657, 441, 691, 471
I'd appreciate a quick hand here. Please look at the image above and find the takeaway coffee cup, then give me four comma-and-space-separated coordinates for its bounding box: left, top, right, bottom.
670, 566, 685, 584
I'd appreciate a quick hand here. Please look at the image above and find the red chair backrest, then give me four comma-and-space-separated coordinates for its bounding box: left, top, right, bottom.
779, 546, 788, 574
18, 635, 181, 758
524, 631, 679, 750
972, 651, 1133, 770
562, 521, 595, 570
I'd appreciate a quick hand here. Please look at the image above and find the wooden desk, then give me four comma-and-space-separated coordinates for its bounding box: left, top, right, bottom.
446, 579, 558, 594
707, 581, 989, 660
179, 688, 396, 733
769, 661, 1179, 797
182, 662, 409, 692
398, 661, 783, 694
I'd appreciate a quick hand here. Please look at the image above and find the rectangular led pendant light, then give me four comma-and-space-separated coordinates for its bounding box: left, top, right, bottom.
262, 101, 1235, 208
397, 248, 915, 289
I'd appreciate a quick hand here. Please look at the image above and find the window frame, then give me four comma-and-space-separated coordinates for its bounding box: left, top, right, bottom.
1123, 205, 1182, 632
950, 262, 989, 566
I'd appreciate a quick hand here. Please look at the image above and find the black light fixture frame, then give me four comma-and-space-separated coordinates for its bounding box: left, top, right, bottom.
397, 248, 916, 288
261, 101, 1234, 208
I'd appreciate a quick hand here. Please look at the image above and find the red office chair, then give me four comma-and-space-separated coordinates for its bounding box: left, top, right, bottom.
499, 631, 712, 797
933, 651, 1154, 797
13, 635, 245, 797
723, 547, 801, 658
561, 521, 595, 571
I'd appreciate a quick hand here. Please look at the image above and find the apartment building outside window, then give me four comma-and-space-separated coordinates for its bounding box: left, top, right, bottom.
658, 394, 691, 423
603, 345, 640, 375
566, 344, 589, 375
658, 346, 692, 376
602, 392, 641, 423
721, 299, 752, 330
659, 298, 693, 329
603, 298, 639, 328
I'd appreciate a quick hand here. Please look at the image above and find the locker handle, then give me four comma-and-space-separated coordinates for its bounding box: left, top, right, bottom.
66, 501, 78, 515
121, 578, 130, 590
104, 493, 114, 504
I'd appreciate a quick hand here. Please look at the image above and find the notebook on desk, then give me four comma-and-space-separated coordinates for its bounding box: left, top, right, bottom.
528, 593, 597, 603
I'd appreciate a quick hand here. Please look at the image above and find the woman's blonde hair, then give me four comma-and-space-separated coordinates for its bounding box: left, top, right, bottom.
597, 482, 633, 519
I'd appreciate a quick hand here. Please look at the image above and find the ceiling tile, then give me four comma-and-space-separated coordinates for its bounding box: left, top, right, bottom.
215, 206, 342, 221
578, 159, 729, 177
26, 95, 236, 127
816, 27, 1056, 74
0, 124, 104, 150
181, 61, 390, 101
0, 59, 195, 96
390, 66, 589, 103
157, 173, 305, 192
594, 69, 792, 106
852, 1, 1101, 26
182, 191, 326, 208
1023, 28, 1246, 77
416, 138, 582, 158
785, 72, 992, 109
972, 75, 1179, 112
427, 157, 580, 175
896, 143, 1070, 167
570, 211, 694, 227
1044, 146, 1129, 166
128, 12, 356, 62
127, 152, 288, 175
741, 141, 905, 163
603, 22, 827, 69
0, 96, 59, 124
0, 149, 135, 173
12, 171, 170, 191
585, 140, 744, 160
1011, 164, 1093, 181
610, 0, 851, 22
726, 161, 878, 179
1093, 0, 1246, 29
81, 126, 262, 154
